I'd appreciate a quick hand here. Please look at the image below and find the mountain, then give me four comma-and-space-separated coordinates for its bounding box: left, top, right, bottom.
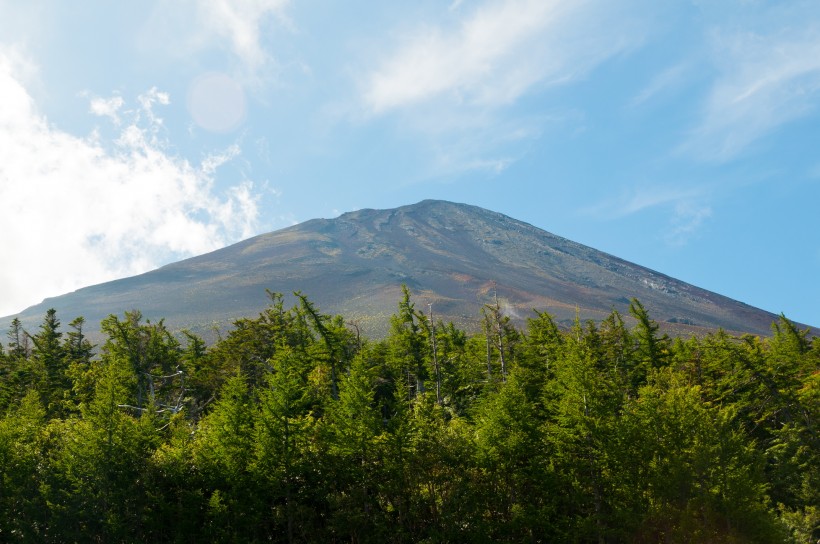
1, 200, 805, 339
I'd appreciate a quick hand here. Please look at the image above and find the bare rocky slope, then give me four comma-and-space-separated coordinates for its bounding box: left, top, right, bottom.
2, 200, 807, 339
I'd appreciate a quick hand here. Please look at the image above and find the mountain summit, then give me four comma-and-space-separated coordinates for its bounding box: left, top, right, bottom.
3, 200, 793, 338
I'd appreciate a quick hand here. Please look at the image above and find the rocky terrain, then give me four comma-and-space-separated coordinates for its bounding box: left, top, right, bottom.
2, 200, 804, 339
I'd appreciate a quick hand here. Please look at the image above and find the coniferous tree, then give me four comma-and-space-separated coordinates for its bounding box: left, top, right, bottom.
546, 319, 621, 542
388, 285, 429, 399
43, 353, 157, 542
2, 318, 31, 410
481, 292, 520, 385
254, 348, 314, 543
431, 320, 476, 414
629, 298, 669, 389
7, 317, 30, 360
474, 370, 555, 541
0, 391, 47, 540
620, 368, 780, 542
192, 373, 257, 538
29, 308, 68, 416
598, 309, 633, 395
295, 291, 361, 405
64, 316, 94, 366
206, 291, 298, 390
100, 311, 183, 418
0, 341, 10, 410
0, 290, 816, 542
324, 354, 383, 540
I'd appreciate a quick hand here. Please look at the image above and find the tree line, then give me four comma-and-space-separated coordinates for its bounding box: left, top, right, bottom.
0, 287, 817, 543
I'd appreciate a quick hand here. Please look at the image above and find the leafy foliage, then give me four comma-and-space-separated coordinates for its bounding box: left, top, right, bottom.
0, 292, 816, 542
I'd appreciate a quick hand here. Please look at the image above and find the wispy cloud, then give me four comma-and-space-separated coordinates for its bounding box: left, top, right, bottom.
685, 19, 820, 161
664, 201, 712, 247
89, 95, 125, 124
194, 0, 290, 76
363, 0, 643, 114
141, 0, 290, 85
584, 184, 711, 246
0, 52, 260, 316
357, 0, 648, 177
584, 185, 703, 219
630, 63, 689, 107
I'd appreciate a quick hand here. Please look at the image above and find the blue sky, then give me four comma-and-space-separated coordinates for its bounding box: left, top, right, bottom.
0, 0, 818, 328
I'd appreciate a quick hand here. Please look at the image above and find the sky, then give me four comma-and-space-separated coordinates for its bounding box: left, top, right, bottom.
0, 0, 819, 328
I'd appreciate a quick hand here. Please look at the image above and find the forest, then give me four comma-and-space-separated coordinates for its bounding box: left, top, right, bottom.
0, 287, 817, 543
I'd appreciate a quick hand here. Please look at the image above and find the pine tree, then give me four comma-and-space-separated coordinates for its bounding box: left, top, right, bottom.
481, 290, 520, 384
6, 317, 30, 360
254, 349, 313, 543
629, 298, 669, 389
29, 308, 68, 416
620, 368, 780, 542
0, 391, 47, 539
192, 373, 257, 538
474, 371, 555, 541
388, 285, 429, 399
324, 354, 383, 540
100, 311, 183, 418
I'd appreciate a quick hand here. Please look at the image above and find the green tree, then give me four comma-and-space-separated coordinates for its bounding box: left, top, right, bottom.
63, 316, 94, 366
192, 373, 258, 539
6, 317, 30, 360
432, 320, 477, 414
597, 309, 634, 395
43, 355, 158, 541
254, 349, 315, 543
546, 319, 621, 542
206, 291, 299, 390
29, 308, 68, 416
2, 317, 31, 411
474, 371, 556, 541
100, 311, 184, 419
0, 340, 10, 410
0, 391, 48, 540
62, 316, 97, 411
388, 285, 429, 400
629, 298, 669, 389
481, 292, 520, 385
323, 354, 384, 540
296, 291, 346, 400
619, 368, 781, 542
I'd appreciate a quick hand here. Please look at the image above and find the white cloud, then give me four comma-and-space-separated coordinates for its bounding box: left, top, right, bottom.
142, 0, 290, 84
582, 185, 712, 246
195, 0, 289, 74
0, 52, 260, 316
89, 95, 125, 124
686, 21, 820, 160
362, 0, 644, 114
630, 63, 689, 107
584, 184, 711, 246
584, 185, 703, 219
356, 0, 647, 178
664, 201, 712, 247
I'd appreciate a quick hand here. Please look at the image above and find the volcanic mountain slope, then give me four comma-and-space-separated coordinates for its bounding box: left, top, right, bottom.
2, 200, 801, 339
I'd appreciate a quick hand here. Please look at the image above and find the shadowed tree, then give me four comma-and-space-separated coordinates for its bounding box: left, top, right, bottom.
323, 354, 384, 540
254, 348, 315, 543
100, 311, 184, 419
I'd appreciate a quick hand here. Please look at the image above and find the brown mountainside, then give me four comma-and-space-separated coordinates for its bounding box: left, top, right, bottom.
2, 200, 802, 339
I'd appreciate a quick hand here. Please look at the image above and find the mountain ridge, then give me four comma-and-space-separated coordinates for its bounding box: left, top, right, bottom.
2, 200, 810, 339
